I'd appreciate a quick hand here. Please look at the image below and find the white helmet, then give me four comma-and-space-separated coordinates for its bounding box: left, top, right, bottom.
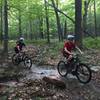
19, 37, 24, 41
67, 35, 74, 40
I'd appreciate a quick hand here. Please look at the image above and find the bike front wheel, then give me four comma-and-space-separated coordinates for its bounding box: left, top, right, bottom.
24, 56, 32, 69
76, 63, 92, 84
12, 54, 20, 65
57, 61, 68, 77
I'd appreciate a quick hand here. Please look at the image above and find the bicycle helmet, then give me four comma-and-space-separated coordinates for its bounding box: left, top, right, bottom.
19, 37, 24, 41
67, 35, 75, 40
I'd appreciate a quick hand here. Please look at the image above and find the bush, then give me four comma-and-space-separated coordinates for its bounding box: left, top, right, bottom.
83, 37, 100, 49
25, 39, 47, 46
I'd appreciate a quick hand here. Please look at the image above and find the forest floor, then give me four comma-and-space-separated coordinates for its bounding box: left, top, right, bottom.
0, 45, 100, 100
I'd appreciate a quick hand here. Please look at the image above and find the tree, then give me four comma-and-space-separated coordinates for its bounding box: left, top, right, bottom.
18, 9, 22, 37
83, 1, 88, 33
75, 0, 82, 48
51, 0, 63, 41
83, 0, 92, 33
0, 0, 3, 43
39, 17, 44, 39
44, 0, 50, 43
2, 0, 8, 54
94, 0, 97, 37
63, 20, 67, 39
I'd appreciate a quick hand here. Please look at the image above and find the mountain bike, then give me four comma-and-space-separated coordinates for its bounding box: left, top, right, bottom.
57, 54, 92, 84
12, 51, 32, 69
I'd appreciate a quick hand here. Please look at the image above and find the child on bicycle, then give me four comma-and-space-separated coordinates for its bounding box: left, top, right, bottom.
62, 34, 83, 63
14, 37, 26, 53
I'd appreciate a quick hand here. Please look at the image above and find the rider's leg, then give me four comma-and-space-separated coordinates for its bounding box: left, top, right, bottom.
66, 55, 73, 72
67, 55, 73, 63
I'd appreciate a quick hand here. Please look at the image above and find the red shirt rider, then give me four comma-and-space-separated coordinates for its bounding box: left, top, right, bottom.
63, 34, 83, 62
64, 40, 75, 57
63, 35, 76, 62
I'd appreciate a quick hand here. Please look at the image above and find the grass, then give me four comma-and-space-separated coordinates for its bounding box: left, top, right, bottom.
0, 37, 100, 52
46, 42, 63, 57
83, 37, 100, 49
8, 39, 48, 49
25, 39, 48, 46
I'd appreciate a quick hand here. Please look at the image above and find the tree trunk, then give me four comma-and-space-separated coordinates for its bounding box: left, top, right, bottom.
29, 20, 33, 40
2, 0, 8, 54
51, 0, 63, 41
39, 18, 44, 39
64, 20, 67, 39
18, 10, 22, 37
88, 5, 92, 33
25, 24, 28, 39
83, 0, 92, 36
55, 0, 58, 8
46, 1, 75, 23
75, 0, 82, 48
44, 0, 50, 43
0, 1, 3, 43
83, 1, 88, 34
94, 0, 97, 37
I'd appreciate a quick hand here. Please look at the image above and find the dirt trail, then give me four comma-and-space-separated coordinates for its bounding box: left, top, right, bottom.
0, 47, 100, 99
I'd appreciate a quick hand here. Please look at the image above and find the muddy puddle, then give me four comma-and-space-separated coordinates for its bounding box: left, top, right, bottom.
25, 64, 59, 80
1, 64, 77, 87
1, 64, 100, 94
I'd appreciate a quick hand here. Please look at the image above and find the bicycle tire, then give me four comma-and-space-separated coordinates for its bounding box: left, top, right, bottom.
76, 63, 92, 84
57, 61, 68, 77
24, 56, 32, 69
12, 54, 20, 65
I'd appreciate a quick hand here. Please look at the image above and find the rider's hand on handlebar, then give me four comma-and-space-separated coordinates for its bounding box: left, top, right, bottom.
80, 51, 84, 55
71, 53, 76, 56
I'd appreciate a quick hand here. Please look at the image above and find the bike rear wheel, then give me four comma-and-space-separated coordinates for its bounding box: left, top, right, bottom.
12, 54, 20, 65
57, 61, 68, 77
76, 63, 92, 84
24, 56, 32, 69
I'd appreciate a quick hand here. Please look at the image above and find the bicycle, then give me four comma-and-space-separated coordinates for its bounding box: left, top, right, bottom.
12, 51, 32, 69
57, 54, 92, 84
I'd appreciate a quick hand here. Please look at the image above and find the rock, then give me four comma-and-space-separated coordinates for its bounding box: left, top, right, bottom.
42, 76, 66, 89
91, 66, 100, 72
0, 83, 9, 88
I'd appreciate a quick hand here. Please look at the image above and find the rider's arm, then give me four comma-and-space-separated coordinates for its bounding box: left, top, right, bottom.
64, 47, 73, 55
22, 44, 27, 52
75, 46, 83, 54
20, 42, 26, 51
23, 43, 26, 47
17, 45, 20, 51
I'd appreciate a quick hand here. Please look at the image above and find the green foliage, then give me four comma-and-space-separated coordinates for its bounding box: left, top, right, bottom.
25, 39, 47, 46
0, 0, 100, 42
8, 40, 16, 49
8, 37, 100, 61
83, 37, 100, 49
8, 39, 48, 49
45, 42, 63, 58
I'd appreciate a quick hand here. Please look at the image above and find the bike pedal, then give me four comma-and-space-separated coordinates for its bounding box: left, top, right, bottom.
71, 71, 77, 75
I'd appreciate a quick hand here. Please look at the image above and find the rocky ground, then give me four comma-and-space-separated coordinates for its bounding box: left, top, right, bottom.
0, 45, 100, 100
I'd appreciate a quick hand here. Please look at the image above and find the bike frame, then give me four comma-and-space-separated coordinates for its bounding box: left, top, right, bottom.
68, 55, 81, 72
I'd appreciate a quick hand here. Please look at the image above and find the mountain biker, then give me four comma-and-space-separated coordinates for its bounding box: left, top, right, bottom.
62, 34, 83, 63
14, 37, 26, 53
